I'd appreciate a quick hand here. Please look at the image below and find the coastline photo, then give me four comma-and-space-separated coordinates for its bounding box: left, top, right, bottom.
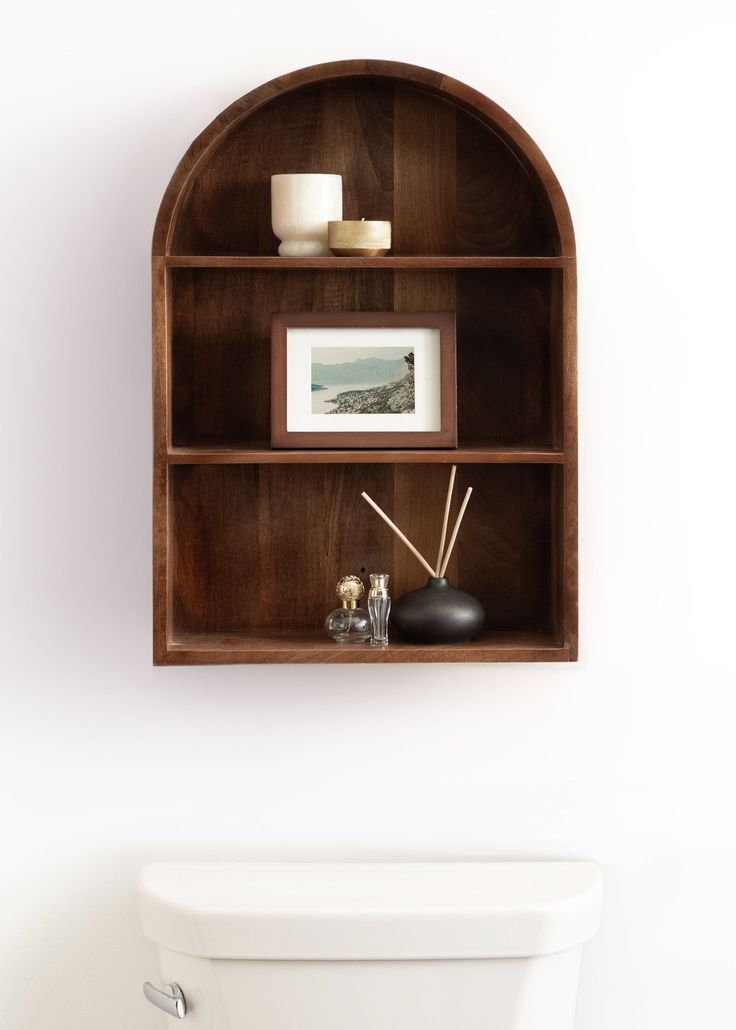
311, 345, 415, 415
271, 312, 456, 448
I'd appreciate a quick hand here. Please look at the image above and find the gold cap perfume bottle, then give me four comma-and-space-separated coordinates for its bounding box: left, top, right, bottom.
325, 576, 371, 643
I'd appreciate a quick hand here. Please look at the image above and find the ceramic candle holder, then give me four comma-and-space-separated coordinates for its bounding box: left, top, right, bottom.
328, 219, 391, 256
271, 174, 342, 256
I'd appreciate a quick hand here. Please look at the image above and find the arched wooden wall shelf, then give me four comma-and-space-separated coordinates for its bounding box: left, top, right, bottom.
153, 60, 577, 665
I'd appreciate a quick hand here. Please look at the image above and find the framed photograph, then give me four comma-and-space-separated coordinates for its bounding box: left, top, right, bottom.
271, 312, 457, 448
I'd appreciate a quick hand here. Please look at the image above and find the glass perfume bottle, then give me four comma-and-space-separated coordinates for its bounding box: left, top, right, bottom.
368, 572, 391, 646
325, 575, 371, 644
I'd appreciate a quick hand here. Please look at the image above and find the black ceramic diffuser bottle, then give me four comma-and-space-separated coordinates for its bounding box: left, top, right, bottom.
362, 468, 485, 646
391, 577, 485, 644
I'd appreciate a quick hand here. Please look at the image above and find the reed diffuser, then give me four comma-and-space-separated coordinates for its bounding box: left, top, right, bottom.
361, 467, 485, 644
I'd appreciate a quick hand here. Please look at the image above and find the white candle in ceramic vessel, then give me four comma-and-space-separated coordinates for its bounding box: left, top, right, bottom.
271, 174, 343, 256
328, 219, 392, 255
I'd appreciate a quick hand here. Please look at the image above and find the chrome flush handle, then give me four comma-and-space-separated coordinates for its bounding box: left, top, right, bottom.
143, 981, 187, 1018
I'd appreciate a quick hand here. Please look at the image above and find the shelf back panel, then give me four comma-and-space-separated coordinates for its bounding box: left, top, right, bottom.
170, 268, 556, 448
170, 463, 553, 637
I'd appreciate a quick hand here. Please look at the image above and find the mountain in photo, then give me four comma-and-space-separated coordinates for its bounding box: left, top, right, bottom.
311, 355, 408, 385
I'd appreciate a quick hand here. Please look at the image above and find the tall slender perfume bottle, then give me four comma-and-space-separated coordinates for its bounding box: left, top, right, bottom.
368, 573, 391, 647
325, 575, 371, 644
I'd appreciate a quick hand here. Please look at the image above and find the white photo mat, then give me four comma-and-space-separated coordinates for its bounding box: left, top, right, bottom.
286, 326, 442, 433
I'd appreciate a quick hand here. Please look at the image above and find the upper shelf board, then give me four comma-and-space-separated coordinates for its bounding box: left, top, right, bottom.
162, 256, 573, 268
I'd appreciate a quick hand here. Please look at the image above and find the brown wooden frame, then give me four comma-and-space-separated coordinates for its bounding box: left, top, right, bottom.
271, 311, 457, 449
153, 59, 577, 665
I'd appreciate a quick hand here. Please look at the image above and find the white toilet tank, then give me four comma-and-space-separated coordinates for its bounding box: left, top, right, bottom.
138, 862, 602, 1030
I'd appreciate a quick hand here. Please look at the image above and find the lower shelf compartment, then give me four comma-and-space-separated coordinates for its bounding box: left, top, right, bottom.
159, 461, 569, 665
161, 631, 570, 665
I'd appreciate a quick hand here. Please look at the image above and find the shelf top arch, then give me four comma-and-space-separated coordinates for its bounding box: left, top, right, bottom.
154, 59, 574, 259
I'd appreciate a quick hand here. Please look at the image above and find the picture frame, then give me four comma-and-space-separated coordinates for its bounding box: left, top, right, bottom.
271, 312, 457, 449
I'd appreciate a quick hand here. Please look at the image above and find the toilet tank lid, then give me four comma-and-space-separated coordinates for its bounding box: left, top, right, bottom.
137, 861, 602, 960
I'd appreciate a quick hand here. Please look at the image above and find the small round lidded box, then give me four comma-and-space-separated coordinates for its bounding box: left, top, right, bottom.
328, 219, 391, 256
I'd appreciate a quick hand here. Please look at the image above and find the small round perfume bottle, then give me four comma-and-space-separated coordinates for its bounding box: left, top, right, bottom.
325, 575, 371, 644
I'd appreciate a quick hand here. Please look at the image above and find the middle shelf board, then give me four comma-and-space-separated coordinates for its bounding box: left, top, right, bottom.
166, 446, 565, 465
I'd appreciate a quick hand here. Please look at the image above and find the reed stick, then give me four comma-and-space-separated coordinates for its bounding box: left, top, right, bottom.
361, 491, 437, 578
438, 487, 473, 578
435, 464, 457, 577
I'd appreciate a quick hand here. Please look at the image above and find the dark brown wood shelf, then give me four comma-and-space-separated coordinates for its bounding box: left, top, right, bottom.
153, 60, 578, 666
166, 445, 565, 465
163, 255, 571, 269
165, 631, 570, 665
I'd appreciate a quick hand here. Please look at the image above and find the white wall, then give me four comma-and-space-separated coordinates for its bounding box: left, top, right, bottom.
2, 1, 735, 1027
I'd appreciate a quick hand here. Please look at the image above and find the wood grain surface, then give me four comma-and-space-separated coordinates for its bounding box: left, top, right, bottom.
153, 60, 577, 664
166, 446, 564, 464
164, 632, 571, 665
169, 80, 560, 258
170, 463, 553, 641
170, 269, 553, 450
